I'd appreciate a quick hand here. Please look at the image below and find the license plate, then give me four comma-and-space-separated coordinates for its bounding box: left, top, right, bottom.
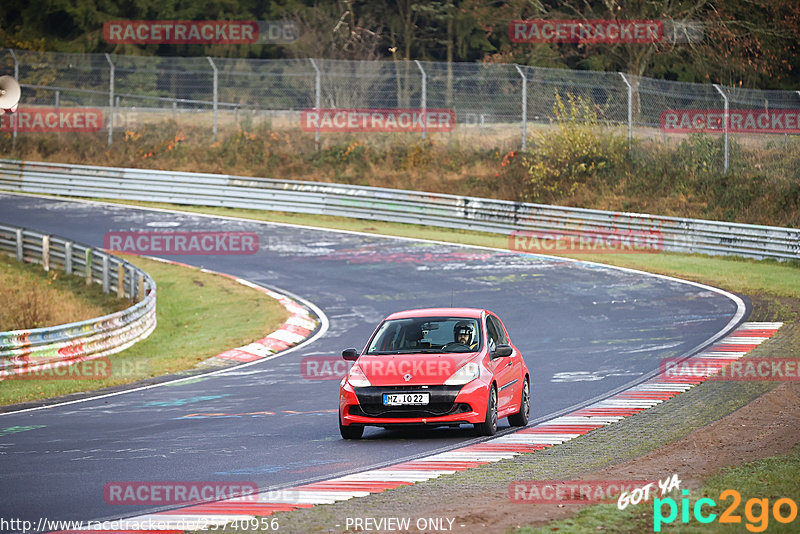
383, 393, 430, 406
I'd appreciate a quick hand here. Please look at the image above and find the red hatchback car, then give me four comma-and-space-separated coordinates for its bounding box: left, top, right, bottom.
338, 308, 530, 439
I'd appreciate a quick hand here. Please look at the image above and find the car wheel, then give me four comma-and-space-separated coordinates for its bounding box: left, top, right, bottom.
508, 379, 530, 427
339, 417, 364, 439
474, 386, 497, 436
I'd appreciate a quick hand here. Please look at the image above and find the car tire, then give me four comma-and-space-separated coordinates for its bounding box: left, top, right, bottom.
508, 379, 530, 427
474, 386, 497, 436
339, 417, 364, 440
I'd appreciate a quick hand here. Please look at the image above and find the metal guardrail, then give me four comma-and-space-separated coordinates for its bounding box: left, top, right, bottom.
0, 159, 798, 261
0, 222, 157, 379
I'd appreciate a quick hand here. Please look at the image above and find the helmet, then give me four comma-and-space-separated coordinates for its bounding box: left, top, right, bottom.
453, 321, 474, 344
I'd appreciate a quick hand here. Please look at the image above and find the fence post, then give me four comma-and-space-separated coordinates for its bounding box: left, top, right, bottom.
713, 84, 729, 174
619, 72, 633, 154
9, 49, 18, 143
207, 57, 218, 141
15, 228, 22, 261
309, 58, 321, 151
414, 60, 427, 141
514, 64, 527, 150
105, 53, 115, 146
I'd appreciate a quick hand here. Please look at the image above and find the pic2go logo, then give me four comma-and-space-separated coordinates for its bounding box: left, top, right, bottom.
653, 489, 799, 532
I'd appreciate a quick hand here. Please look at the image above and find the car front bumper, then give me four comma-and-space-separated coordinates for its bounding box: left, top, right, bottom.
339, 380, 489, 427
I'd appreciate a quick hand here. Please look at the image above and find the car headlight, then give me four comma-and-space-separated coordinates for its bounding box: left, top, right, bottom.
444, 362, 480, 386
347, 364, 371, 387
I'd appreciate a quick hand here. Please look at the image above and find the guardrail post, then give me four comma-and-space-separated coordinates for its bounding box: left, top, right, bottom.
309, 59, 321, 151
117, 262, 125, 298
207, 57, 218, 141
15, 228, 23, 261
42, 235, 50, 272
138, 273, 144, 302
105, 53, 115, 146
64, 241, 73, 274
128, 265, 135, 300
85, 248, 93, 285
619, 72, 633, 154
103, 254, 109, 293
713, 84, 729, 174
414, 60, 427, 142
9, 49, 18, 143
514, 64, 527, 150
102, 254, 109, 293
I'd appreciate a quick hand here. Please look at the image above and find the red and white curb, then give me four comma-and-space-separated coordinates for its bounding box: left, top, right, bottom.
144, 257, 318, 364
67, 321, 782, 531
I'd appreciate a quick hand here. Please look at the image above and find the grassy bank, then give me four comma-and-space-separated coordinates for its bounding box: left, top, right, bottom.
0, 254, 289, 406
0, 255, 128, 331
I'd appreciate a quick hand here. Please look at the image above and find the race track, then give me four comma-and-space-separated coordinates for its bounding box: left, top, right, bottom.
0, 193, 744, 526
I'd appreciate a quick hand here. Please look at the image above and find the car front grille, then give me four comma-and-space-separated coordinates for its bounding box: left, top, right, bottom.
351, 385, 470, 418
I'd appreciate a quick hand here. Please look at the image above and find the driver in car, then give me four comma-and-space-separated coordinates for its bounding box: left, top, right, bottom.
453, 321, 478, 351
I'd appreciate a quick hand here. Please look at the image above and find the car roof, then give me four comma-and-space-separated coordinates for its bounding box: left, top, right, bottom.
385, 307, 486, 320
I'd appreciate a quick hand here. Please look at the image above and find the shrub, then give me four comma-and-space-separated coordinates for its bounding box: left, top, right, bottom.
518, 93, 629, 203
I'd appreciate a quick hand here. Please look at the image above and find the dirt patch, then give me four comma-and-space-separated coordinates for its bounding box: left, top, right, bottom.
414, 382, 800, 534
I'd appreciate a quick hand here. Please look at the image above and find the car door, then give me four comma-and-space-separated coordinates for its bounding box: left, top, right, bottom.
486, 314, 518, 411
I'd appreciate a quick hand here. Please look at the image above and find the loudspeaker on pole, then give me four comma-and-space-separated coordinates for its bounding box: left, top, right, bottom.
0, 75, 21, 114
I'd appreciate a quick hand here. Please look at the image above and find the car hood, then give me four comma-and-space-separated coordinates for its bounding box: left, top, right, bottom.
355, 353, 479, 386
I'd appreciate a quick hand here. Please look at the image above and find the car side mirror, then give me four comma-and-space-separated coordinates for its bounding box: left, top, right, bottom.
492, 344, 513, 358
342, 348, 359, 361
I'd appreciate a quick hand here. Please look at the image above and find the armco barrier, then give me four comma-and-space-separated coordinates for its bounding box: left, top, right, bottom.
0, 159, 798, 261
0, 223, 156, 379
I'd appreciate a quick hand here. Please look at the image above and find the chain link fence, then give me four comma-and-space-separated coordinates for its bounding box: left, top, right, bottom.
2, 48, 799, 172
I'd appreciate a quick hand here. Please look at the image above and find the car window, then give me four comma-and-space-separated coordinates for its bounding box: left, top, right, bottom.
488, 315, 508, 344
366, 317, 482, 354
486, 317, 499, 352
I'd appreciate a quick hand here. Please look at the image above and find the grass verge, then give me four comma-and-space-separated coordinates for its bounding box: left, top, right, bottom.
518, 444, 800, 533
0, 253, 289, 406
0, 254, 128, 330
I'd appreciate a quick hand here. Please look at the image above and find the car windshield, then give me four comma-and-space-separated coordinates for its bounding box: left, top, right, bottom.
366, 317, 482, 355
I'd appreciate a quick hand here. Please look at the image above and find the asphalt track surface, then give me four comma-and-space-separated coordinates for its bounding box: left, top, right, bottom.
0, 193, 745, 527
